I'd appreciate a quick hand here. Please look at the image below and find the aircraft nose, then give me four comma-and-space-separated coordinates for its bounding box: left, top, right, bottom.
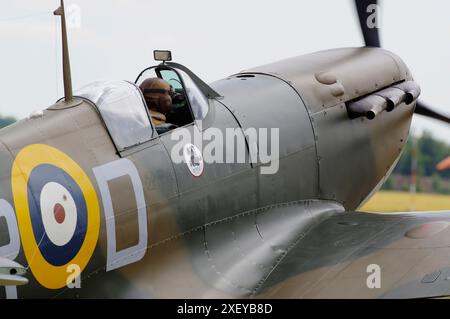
311, 83, 416, 210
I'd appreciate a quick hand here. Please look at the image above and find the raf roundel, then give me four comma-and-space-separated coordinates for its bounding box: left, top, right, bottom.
12, 144, 100, 289
40, 181, 78, 248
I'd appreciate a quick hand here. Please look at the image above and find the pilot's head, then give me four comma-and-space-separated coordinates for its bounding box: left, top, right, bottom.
139, 78, 173, 115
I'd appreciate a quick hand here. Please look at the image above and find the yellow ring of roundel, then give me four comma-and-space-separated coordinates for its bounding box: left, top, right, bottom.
12, 144, 100, 289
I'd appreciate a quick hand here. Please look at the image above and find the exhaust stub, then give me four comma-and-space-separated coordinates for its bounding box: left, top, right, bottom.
373, 87, 406, 112
347, 95, 387, 120
393, 81, 421, 105
346, 81, 421, 120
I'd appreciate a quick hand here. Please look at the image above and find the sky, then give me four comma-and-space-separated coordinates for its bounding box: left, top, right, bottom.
0, 0, 449, 141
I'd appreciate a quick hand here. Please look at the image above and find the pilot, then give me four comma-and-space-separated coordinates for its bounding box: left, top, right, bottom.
139, 78, 174, 126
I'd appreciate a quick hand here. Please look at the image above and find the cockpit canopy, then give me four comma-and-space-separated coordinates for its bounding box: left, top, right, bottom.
76, 62, 220, 153
77, 80, 153, 152
135, 63, 219, 123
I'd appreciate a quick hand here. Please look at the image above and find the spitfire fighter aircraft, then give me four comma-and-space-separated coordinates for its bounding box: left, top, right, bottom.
2, 0, 450, 299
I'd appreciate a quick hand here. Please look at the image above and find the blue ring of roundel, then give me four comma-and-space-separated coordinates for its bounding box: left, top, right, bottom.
27, 164, 88, 266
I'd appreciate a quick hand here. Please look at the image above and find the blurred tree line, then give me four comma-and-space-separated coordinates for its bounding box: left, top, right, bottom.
0, 115, 16, 129
383, 131, 450, 194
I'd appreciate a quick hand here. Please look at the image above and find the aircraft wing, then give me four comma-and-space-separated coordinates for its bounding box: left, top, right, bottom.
68, 201, 450, 299
255, 210, 450, 298
187, 202, 450, 299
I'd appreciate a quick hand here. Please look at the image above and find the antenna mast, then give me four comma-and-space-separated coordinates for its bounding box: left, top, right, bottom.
54, 0, 73, 102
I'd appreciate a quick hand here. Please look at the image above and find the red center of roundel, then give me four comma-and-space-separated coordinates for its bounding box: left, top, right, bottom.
53, 203, 66, 224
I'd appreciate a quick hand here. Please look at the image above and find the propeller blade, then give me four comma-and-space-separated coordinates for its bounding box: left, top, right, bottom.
354, 0, 381, 47
415, 100, 450, 124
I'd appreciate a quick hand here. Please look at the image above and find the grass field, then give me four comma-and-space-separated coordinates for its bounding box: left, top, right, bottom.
361, 191, 450, 212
